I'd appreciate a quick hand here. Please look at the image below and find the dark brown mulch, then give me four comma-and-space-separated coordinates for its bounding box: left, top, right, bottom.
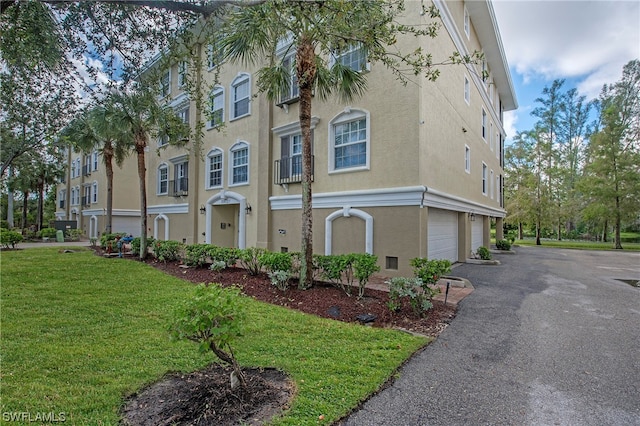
111, 252, 457, 425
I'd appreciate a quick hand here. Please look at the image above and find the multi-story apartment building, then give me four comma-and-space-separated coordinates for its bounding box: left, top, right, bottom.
55, 147, 141, 238
57, 0, 516, 276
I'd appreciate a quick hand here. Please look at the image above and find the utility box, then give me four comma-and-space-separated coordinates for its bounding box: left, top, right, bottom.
56, 230, 65, 242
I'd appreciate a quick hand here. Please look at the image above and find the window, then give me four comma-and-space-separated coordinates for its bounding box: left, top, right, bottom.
174, 161, 189, 194
329, 109, 370, 171
207, 37, 225, 69
177, 106, 189, 124
158, 135, 169, 147
206, 148, 223, 189
92, 151, 98, 171
464, 76, 470, 104
279, 134, 304, 181
160, 70, 170, 98
230, 73, 250, 120
70, 187, 76, 205
280, 52, 299, 104
157, 164, 168, 195
490, 122, 494, 150
83, 185, 91, 206
59, 189, 66, 209
482, 108, 487, 141
496, 132, 500, 159
464, 6, 470, 39
496, 174, 501, 204
178, 61, 187, 87
92, 181, 98, 203
465, 145, 471, 173
335, 43, 368, 72
482, 163, 488, 195
230, 142, 249, 185
490, 169, 494, 199
208, 87, 224, 128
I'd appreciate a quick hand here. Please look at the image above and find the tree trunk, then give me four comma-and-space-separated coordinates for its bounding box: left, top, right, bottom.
37, 175, 44, 231
296, 35, 316, 289
104, 142, 114, 234
614, 196, 623, 249
536, 221, 541, 245
518, 222, 523, 240
602, 219, 608, 242
135, 137, 148, 260
7, 166, 14, 228
21, 190, 29, 232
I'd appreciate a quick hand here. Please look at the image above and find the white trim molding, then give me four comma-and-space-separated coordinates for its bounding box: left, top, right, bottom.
204, 190, 248, 249
148, 204, 189, 215
154, 214, 170, 240
325, 207, 374, 255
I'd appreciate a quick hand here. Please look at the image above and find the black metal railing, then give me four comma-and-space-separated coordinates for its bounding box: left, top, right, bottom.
59, 200, 66, 209
274, 155, 314, 185
82, 165, 91, 176
81, 196, 90, 207
169, 178, 189, 197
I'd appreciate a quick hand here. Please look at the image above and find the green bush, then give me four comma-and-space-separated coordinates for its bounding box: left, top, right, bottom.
65, 229, 83, 241
130, 236, 155, 256
40, 227, 57, 238
0, 229, 23, 249
410, 258, 452, 285
476, 246, 492, 260
496, 239, 511, 251
386, 277, 439, 317
259, 251, 293, 273
237, 247, 266, 275
268, 270, 292, 291
169, 284, 247, 388
152, 240, 185, 262
315, 253, 380, 298
100, 233, 126, 249
209, 246, 239, 267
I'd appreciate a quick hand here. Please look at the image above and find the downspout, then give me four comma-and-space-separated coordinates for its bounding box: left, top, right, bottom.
419, 186, 428, 258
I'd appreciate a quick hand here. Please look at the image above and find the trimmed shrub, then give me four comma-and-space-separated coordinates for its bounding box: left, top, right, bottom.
496, 239, 511, 251
40, 227, 57, 239
386, 277, 439, 317
0, 229, 23, 249
237, 247, 266, 275
152, 240, 185, 262
315, 253, 380, 298
130, 236, 155, 256
476, 246, 492, 260
410, 258, 452, 285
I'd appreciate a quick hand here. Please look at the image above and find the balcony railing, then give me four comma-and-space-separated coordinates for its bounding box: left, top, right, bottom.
59, 200, 66, 209
82, 165, 91, 176
169, 178, 189, 197
274, 155, 314, 185
81, 196, 90, 207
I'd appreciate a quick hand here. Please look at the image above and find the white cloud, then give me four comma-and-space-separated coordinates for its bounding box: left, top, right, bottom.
493, 0, 640, 98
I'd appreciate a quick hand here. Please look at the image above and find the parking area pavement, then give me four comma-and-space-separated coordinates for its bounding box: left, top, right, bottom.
341, 247, 640, 425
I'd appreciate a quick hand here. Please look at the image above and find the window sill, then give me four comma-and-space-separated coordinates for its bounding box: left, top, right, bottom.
229, 113, 250, 122
328, 165, 370, 175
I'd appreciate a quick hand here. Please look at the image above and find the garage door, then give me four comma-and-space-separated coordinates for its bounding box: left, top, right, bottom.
471, 219, 484, 252
112, 216, 140, 237
428, 209, 458, 262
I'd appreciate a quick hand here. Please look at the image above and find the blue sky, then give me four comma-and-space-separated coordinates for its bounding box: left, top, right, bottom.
491, 0, 640, 143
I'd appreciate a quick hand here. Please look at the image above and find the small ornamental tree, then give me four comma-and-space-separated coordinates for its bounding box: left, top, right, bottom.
170, 284, 247, 388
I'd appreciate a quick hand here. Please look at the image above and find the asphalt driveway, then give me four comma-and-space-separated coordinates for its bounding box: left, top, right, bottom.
341, 246, 640, 425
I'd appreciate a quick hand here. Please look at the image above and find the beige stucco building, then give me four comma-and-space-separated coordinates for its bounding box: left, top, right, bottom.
56, 0, 516, 276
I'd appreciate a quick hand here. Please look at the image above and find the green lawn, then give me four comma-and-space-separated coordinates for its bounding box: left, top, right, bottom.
514, 238, 640, 251
0, 248, 426, 425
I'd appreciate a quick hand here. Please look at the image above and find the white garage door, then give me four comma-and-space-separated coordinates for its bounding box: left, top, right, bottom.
112, 216, 140, 237
471, 219, 484, 252
428, 209, 458, 262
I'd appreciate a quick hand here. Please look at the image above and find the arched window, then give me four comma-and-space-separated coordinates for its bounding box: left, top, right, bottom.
328, 108, 370, 172
92, 181, 98, 203
206, 148, 224, 189
157, 163, 169, 195
229, 141, 249, 185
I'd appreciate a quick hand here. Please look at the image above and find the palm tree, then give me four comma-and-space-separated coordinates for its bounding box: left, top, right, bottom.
222, 1, 448, 288
107, 87, 188, 260
62, 104, 128, 234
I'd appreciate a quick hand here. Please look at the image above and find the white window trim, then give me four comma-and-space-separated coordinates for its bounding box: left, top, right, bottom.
159, 69, 171, 98
464, 6, 470, 39
496, 132, 501, 159
482, 162, 488, 196
490, 169, 494, 199
482, 108, 487, 142
92, 151, 99, 171
328, 107, 371, 174
230, 73, 251, 121
178, 61, 187, 88
92, 181, 98, 203
464, 75, 470, 105
206, 148, 224, 190
465, 145, 471, 174
207, 86, 225, 129
490, 122, 494, 151
157, 163, 169, 195
229, 141, 250, 186
330, 42, 371, 73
